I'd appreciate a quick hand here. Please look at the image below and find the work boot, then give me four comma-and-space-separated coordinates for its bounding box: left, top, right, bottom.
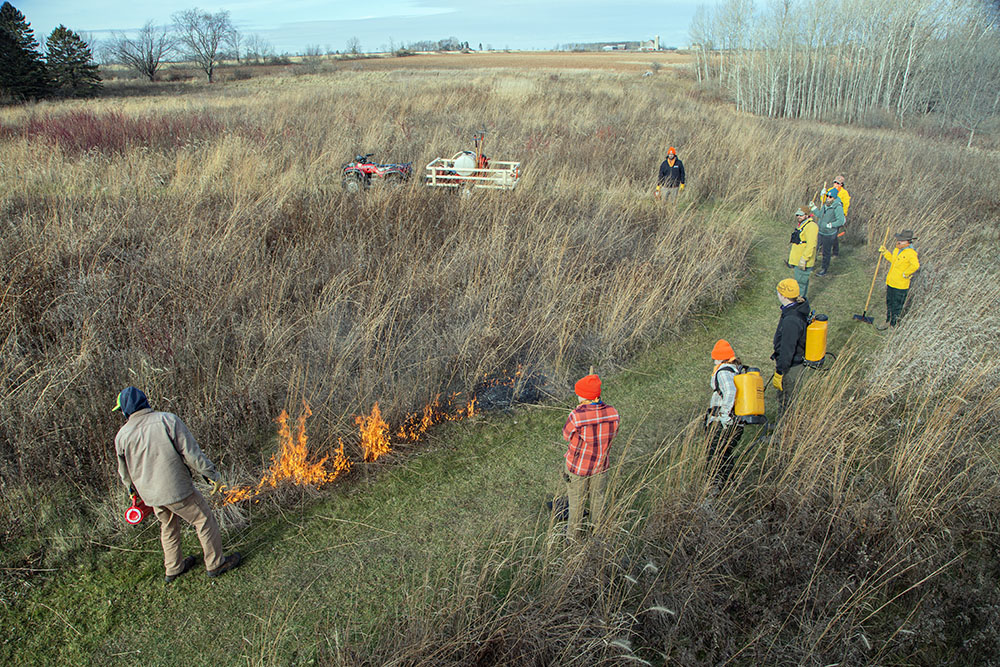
207, 552, 242, 578
815, 269, 827, 276
165, 555, 197, 583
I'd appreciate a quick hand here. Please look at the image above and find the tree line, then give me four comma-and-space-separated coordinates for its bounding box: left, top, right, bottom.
1, 1, 100, 101
0, 2, 272, 102
689, 0, 1000, 146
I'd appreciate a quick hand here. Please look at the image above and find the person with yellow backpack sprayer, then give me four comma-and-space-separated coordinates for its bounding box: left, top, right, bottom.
771, 279, 810, 421
705, 340, 764, 487
877, 229, 920, 329
787, 207, 819, 298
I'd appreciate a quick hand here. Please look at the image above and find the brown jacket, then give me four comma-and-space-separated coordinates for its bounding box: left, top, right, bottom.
115, 408, 220, 506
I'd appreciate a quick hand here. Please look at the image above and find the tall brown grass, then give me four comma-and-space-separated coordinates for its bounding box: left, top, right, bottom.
1, 70, 760, 562
2, 66, 999, 661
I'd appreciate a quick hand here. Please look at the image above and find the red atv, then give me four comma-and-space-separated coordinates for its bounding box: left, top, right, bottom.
341, 154, 413, 193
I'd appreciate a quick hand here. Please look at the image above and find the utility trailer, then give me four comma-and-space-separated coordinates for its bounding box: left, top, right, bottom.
424, 132, 521, 193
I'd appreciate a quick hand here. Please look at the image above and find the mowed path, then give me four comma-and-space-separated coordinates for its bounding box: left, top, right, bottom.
7, 207, 883, 665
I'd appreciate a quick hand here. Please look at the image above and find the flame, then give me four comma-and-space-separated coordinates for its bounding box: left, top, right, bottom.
356, 401, 391, 462
223, 402, 350, 505
223, 369, 522, 505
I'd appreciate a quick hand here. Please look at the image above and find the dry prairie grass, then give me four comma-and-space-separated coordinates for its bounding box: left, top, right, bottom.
1, 69, 756, 554
2, 65, 1000, 663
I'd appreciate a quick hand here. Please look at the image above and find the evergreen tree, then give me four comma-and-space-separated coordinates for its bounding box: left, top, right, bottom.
0, 2, 49, 100
46, 25, 101, 96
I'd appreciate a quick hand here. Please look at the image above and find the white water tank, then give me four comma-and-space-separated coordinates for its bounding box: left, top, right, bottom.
453, 151, 476, 176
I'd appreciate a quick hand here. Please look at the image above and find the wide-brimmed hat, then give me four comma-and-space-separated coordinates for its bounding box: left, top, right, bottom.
895, 230, 916, 242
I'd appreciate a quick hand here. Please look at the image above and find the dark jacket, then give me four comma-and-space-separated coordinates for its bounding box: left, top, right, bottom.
657, 157, 685, 187
772, 300, 810, 375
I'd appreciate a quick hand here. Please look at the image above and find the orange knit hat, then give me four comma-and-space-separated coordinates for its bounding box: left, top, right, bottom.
574, 374, 601, 400
667, 146, 677, 156
711, 339, 735, 361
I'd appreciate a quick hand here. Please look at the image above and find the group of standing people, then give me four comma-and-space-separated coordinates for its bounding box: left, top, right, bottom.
786, 174, 919, 329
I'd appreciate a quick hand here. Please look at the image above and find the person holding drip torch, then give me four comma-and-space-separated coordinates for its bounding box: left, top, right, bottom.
787, 207, 818, 299
562, 374, 620, 542
114, 387, 241, 582
810, 187, 845, 276
655, 147, 685, 200
706, 340, 744, 487
771, 280, 810, 420
878, 230, 920, 329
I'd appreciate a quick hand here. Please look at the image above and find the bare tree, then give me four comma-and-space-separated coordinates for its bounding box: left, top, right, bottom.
346, 36, 361, 55
224, 26, 242, 64
172, 8, 233, 82
111, 21, 174, 81
244, 33, 273, 64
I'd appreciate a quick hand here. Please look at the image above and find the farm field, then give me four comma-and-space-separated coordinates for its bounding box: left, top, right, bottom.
333, 50, 691, 72
2, 54, 999, 664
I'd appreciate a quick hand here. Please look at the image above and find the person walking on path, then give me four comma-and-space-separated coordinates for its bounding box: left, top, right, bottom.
878, 230, 920, 329
562, 374, 620, 542
810, 187, 845, 276
831, 175, 850, 257
787, 207, 818, 298
655, 146, 685, 200
114, 387, 242, 582
706, 340, 744, 487
771, 280, 810, 420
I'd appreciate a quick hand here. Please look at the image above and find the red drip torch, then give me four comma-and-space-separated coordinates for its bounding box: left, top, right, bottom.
125, 494, 153, 525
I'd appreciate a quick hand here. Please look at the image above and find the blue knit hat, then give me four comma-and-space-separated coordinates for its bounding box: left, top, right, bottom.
827, 187, 839, 198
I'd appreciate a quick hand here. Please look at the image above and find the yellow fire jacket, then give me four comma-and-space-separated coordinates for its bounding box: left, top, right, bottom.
881, 246, 919, 289
837, 187, 850, 217
788, 218, 818, 268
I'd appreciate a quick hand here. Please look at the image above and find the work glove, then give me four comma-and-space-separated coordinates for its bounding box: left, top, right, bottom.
878, 245, 887, 254
654, 186, 661, 200
809, 202, 818, 213
679, 183, 685, 190
797, 258, 808, 270
208, 478, 227, 496
772, 372, 784, 391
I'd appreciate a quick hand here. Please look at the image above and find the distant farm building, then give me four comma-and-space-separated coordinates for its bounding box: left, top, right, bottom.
639, 36, 661, 51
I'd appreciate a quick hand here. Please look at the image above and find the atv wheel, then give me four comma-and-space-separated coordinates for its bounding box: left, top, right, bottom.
343, 173, 364, 193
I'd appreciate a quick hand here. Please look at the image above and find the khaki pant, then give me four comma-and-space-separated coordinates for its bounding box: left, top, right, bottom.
564, 468, 608, 542
153, 490, 224, 575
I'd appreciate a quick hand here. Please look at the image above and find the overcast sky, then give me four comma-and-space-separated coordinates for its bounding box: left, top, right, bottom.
16, 1, 712, 53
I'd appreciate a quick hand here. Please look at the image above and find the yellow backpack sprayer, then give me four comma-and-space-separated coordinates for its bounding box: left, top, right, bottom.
733, 367, 766, 424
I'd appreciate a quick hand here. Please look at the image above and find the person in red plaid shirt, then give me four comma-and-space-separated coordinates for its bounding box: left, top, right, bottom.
562, 373, 620, 542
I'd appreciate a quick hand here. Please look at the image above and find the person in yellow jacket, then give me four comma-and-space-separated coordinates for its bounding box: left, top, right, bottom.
830, 175, 850, 257
787, 208, 818, 298
878, 229, 920, 328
